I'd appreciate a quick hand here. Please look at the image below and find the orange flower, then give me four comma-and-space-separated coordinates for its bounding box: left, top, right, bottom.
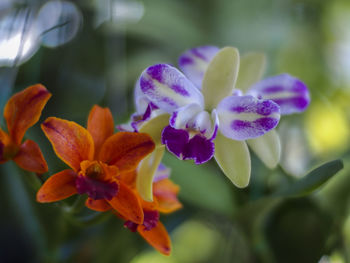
116, 167, 182, 255
0, 84, 51, 173
36, 105, 155, 224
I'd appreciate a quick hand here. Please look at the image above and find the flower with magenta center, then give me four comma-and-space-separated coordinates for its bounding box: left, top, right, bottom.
37, 105, 155, 224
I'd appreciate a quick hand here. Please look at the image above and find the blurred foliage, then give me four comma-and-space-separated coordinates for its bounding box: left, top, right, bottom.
1, 0, 350, 262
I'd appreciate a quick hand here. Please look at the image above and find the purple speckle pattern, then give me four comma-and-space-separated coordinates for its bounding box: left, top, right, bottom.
124, 209, 159, 232
248, 73, 310, 115
143, 210, 160, 231
75, 175, 119, 201
178, 46, 220, 88
140, 64, 203, 113
161, 125, 215, 164
217, 95, 280, 140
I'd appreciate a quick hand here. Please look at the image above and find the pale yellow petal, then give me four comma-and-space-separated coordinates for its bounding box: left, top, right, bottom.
214, 132, 251, 188
235, 52, 266, 93
247, 130, 281, 169
136, 146, 165, 201
139, 114, 170, 146
202, 47, 240, 110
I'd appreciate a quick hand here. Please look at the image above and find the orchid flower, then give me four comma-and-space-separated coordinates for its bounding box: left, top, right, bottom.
0, 84, 50, 174
36, 105, 155, 224
138, 46, 283, 188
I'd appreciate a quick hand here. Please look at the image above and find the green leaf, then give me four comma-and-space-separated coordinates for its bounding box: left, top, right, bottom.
163, 152, 236, 216
275, 159, 344, 197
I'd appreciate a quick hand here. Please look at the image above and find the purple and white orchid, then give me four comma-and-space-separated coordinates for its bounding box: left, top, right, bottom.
123, 46, 310, 189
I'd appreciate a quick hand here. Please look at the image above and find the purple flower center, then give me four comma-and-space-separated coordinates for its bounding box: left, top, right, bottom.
75, 163, 119, 200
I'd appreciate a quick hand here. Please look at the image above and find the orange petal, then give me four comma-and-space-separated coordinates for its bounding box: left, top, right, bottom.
13, 139, 48, 174
99, 132, 155, 172
108, 181, 144, 224
37, 169, 77, 202
87, 105, 114, 158
4, 84, 51, 145
154, 179, 182, 214
137, 221, 171, 256
41, 117, 94, 172
0, 128, 8, 163
119, 170, 137, 188
85, 198, 111, 212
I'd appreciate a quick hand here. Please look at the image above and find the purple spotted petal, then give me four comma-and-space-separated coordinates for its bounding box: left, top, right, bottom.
143, 210, 159, 231
178, 46, 220, 88
140, 64, 204, 113
217, 95, 281, 140
153, 163, 171, 182
75, 175, 119, 201
247, 73, 310, 115
161, 125, 189, 158
183, 135, 215, 164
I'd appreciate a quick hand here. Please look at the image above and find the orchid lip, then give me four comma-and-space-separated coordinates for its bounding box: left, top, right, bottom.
75, 174, 119, 200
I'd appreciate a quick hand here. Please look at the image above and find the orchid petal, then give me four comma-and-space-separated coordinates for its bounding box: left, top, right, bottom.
99, 132, 155, 173
138, 114, 170, 146
140, 64, 204, 113
235, 52, 266, 93
136, 146, 165, 202
108, 181, 144, 224
37, 169, 77, 202
178, 46, 220, 88
137, 221, 171, 256
214, 132, 251, 188
13, 139, 48, 174
134, 79, 150, 114
4, 84, 51, 145
169, 103, 202, 130
247, 130, 281, 169
87, 105, 114, 158
85, 198, 111, 212
217, 95, 280, 140
202, 47, 240, 110
183, 135, 215, 164
41, 117, 94, 172
153, 178, 182, 214
161, 126, 189, 159
247, 74, 310, 115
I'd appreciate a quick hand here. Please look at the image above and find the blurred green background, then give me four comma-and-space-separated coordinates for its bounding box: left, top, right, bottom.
1, 0, 350, 262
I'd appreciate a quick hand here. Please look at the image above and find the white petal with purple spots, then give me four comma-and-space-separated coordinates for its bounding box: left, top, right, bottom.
217, 95, 280, 140
178, 46, 220, 89
247, 73, 310, 115
140, 64, 204, 113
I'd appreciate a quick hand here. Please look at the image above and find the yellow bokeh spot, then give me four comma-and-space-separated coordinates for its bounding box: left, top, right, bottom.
305, 102, 349, 156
